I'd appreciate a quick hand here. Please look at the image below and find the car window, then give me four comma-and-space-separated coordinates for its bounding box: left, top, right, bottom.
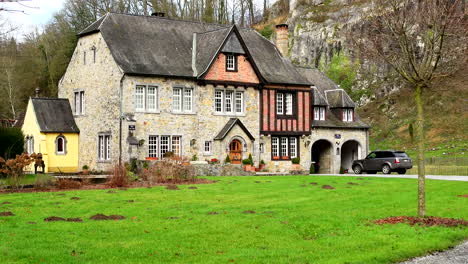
366, 152, 377, 159
375, 152, 387, 158
394, 152, 409, 158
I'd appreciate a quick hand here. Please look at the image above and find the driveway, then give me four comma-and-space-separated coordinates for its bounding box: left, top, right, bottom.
399, 241, 468, 264
313, 174, 468, 182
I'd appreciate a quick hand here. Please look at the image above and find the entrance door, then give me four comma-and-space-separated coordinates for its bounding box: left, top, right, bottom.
229, 140, 242, 164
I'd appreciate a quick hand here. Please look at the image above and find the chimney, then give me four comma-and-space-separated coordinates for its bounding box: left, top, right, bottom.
151, 12, 165, 17
35, 87, 41, 97
275, 24, 289, 57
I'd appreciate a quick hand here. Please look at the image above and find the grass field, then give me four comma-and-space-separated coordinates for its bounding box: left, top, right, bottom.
1, 176, 467, 263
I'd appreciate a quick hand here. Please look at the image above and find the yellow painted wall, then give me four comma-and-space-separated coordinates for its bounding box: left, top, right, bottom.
21, 98, 79, 173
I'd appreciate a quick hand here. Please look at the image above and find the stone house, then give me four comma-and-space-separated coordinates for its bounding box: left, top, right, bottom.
56, 12, 369, 174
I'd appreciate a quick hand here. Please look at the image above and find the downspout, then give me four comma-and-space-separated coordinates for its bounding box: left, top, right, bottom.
192, 33, 198, 77
119, 74, 126, 166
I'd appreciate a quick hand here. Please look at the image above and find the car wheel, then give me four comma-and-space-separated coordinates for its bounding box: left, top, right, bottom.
398, 169, 406, 175
382, 164, 391, 174
353, 165, 362, 174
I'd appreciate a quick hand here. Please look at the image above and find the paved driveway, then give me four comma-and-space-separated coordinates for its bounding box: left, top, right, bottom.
399, 241, 468, 264
313, 174, 468, 182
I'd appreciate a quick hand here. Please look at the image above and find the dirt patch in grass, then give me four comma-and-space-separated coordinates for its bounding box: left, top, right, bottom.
356, 178, 365, 180
166, 216, 180, 220
44, 216, 83, 222
127, 200, 135, 203
347, 182, 359, 185
457, 194, 468, 198
0, 211, 14, 216
374, 216, 468, 227
243, 210, 256, 214
188, 186, 198, 189
255, 181, 261, 183
207, 211, 219, 215
107, 190, 117, 194
90, 214, 125, 220
322, 185, 335, 189
166, 184, 180, 190
1, 201, 12, 205
70, 197, 80, 200
309, 182, 318, 185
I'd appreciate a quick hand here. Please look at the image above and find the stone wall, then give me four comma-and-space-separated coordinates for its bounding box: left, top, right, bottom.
58, 32, 123, 171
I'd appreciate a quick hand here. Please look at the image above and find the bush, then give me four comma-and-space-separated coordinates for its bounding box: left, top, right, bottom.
107, 164, 129, 187
260, 160, 265, 165
191, 154, 198, 161
140, 157, 195, 184
0, 153, 36, 190
242, 159, 252, 165
0, 127, 24, 160
82, 165, 89, 170
340, 167, 345, 174
310, 164, 316, 174
291, 157, 300, 164
225, 155, 231, 164
56, 178, 81, 189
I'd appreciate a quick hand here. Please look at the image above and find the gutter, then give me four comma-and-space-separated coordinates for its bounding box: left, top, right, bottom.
192, 33, 198, 77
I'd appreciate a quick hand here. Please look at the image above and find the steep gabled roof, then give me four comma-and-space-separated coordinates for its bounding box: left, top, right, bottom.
31, 98, 79, 133
77, 13, 311, 86
325, 89, 355, 108
214, 118, 255, 141
311, 87, 328, 106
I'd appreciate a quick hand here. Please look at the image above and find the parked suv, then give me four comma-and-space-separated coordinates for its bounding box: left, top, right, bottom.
352, 151, 413, 174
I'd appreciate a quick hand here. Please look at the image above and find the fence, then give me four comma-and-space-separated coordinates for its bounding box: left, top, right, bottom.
407, 157, 468, 176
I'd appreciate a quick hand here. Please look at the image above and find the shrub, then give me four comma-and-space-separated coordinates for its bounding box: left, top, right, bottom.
56, 178, 81, 189
191, 154, 198, 161
107, 164, 129, 188
0, 127, 24, 160
0, 153, 36, 190
291, 157, 300, 164
260, 160, 265, 165
340, 167, 345, 174
140, 157, 195, 184
310, 164, 316, 174
260, 24, 274, 39
82, 165, 89, 170
225, 155, 231, 164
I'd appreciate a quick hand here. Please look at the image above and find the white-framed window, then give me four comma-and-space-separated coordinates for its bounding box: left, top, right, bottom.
214, 89, 244, 114
98, 134, 111, 161
56, 136, 66, 155
135, 85, 159, 112
226, 54, 237, 71
204, 141, 212, 154
343, 108, 354, 122
314, 106, 326, 121
26, 136, 34, 154
276, 92, 294, 115
148, 135, 159, 158
272, 136, 298, 160
173, 87, 193, 113
74, 91, 85, 115
148, 135, 182, 158
271, 137, 279, 157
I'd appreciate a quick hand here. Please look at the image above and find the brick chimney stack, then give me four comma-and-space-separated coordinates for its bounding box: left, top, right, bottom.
275, 24, 289, 57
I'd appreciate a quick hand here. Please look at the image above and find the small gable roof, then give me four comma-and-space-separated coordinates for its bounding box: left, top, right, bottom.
214, 118, 255, 141
325, 90, 355, 108
78, 13, 311, 86
31, 98, 79, 133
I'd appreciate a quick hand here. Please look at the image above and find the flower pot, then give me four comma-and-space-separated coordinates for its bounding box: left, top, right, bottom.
243, 165, 253, 172
82, 169, 89, 175
145, 157, 158, 161
259, 164, 266, 170
281, 156, 289, 160
291, 164, 302, 171
272, 156, 280, 160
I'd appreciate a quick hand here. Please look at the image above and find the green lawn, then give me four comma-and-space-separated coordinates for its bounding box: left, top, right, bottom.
0, 176, 467, 263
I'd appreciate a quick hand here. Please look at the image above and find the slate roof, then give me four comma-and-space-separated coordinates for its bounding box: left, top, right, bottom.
78, 13, 311, 86
31, 98, 80, 133
214, 118, 255, 141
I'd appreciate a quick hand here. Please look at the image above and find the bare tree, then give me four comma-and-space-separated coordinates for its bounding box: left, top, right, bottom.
354, 0, 467, 217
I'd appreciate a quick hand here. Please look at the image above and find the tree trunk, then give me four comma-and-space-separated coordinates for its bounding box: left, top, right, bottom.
414, 84, 426, 217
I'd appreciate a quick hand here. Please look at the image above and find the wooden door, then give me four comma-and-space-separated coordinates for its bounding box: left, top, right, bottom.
229, 140, 242, 164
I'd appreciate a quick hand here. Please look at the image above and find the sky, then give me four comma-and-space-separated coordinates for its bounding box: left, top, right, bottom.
0, 0, 66, 39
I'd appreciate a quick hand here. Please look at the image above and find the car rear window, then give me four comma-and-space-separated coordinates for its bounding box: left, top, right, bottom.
394, 152, 409, 158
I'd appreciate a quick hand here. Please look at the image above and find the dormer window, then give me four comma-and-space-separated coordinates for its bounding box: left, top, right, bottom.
226, 54, 237, 71
343, 108, 354, 122
314, 106, 326, 121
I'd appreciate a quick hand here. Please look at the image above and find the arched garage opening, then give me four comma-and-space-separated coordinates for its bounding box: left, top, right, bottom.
340, 140, 361, 172
311, 140, 333, 174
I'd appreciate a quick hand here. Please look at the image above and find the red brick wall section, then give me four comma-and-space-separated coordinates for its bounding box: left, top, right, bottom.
269, 90, 275, 131
204, 53, 260, 84
263, 90, 269, 131
298, 92, 303, 131
304, 91, 310, 129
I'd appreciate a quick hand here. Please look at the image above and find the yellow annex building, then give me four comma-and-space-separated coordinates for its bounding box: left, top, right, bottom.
22, 98, 80, 173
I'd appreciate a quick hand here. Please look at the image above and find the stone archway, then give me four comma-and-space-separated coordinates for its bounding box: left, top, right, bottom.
340, 140, 361, 172
311, 139, 333, 174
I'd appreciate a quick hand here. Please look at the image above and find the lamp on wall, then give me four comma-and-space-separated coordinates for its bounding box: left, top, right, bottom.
190, 139, 196, 147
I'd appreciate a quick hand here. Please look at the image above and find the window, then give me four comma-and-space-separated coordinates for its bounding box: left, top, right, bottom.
91, 46, 96, 63
259, 143, 264, 153
314, 106, 326, 121
83, 51, 86, 65
343, 108, 354, 122
276, 92, 294, 116
147, 135, 182, 158
135, 85, 159, 112
226, 54, 237, 71
26, 136, 34, 154
214, 90, 244, 114
271, 136, 299, 160
56, 136, 66, 155
98, 134, 111, 161
204, 141, 212, 154
173, 87, 193, 113
74, 91, 85, 115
